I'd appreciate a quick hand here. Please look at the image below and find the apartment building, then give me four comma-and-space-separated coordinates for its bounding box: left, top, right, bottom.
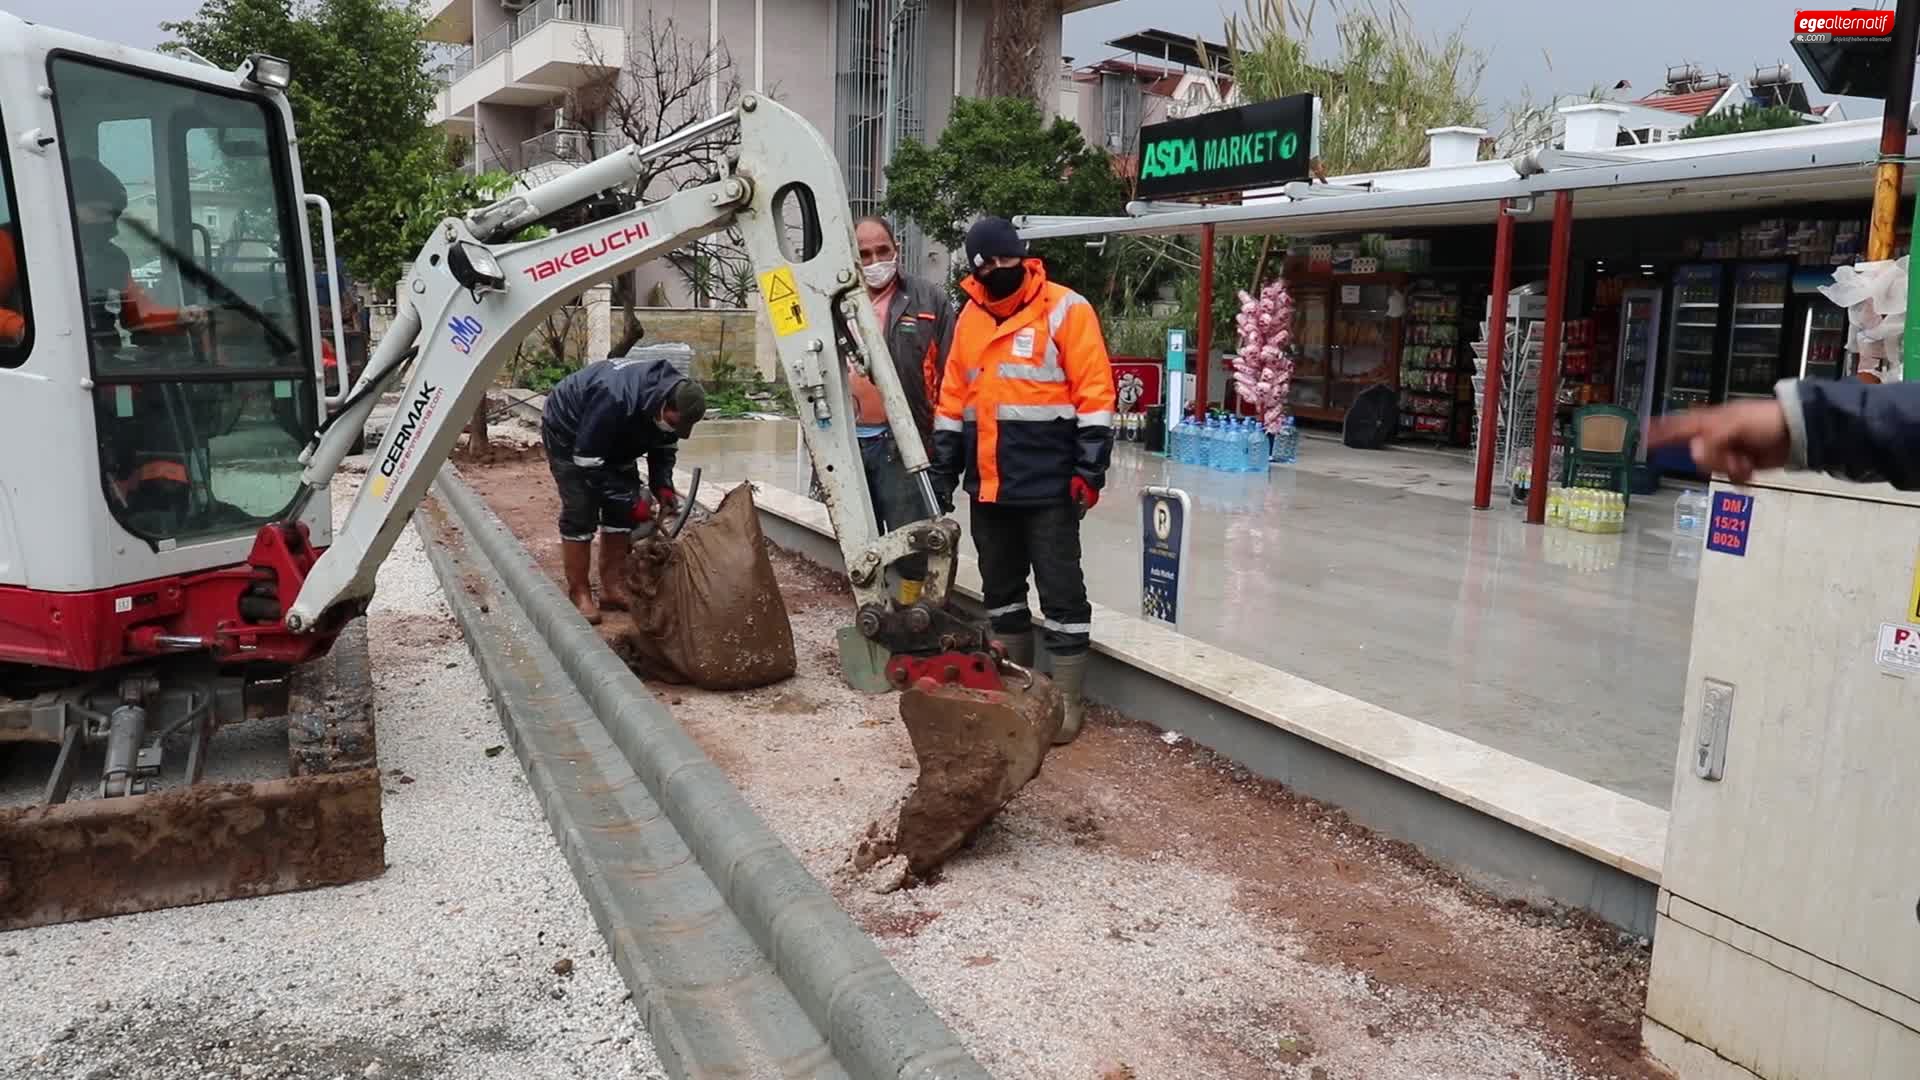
425, 0, 1115, 290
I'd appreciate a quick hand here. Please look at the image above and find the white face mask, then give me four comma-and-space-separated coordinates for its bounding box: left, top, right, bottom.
861, 260, 898, 290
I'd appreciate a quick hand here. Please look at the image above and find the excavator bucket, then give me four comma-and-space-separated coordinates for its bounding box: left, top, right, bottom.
890, 664, 1064, 875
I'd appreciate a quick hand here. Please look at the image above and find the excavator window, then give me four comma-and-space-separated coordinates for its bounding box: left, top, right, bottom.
0, 104, 32, 368
48, 55, 316, 547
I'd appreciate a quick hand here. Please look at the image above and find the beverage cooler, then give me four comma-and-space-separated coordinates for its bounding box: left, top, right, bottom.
1329, 282, 1401, 411
1286, 277, 1404, 423
1791, 268, 1850, 380
1664, 263, 1721, 409
1614, 288, 1663, 462
1288, 285, 1332, 410
1724, 262, 1790, 399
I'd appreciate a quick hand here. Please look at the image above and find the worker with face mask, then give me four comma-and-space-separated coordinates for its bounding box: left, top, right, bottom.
842, 216, 956, 600
928, 216, 1117, 744
541, 355, 708, 624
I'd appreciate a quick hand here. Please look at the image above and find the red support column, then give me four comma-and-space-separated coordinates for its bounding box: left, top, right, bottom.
1525, 190, 1575, 525
1194, 223, 1216, 418
1472, 200, 1515, 510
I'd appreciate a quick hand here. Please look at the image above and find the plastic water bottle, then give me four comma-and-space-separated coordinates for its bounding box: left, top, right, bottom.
1272, 416, 1297, 464
1246, 420, 1265, 473
1674, 488, 1706, 540
1201, 418, 1220, 470
1173, 419, 1189, 464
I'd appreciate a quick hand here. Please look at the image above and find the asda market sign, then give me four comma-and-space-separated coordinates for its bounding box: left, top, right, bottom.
1135, 93, 1315, 201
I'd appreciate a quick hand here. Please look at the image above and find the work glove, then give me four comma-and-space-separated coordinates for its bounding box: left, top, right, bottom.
1070, 476, 1100, 518
653, 485, 681, 514
627, 492, 655, 525
930, 476, 956, 515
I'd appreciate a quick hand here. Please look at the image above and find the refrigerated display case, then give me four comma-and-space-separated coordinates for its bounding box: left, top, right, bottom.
1286, 274, 1404, 422
1288, 284, 1331, 410
1791, 269, 1849, 380
1615, 288, 1663, 461
1665, 263, 1722, 409
1329, 281, 1402, 410
1725, 262, 1790, 399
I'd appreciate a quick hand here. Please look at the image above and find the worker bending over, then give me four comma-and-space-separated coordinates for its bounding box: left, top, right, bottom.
541, 355, 707, 624
847, 215, 955, 601
930, 217, 1116, 744
1649, 377, 1920, 490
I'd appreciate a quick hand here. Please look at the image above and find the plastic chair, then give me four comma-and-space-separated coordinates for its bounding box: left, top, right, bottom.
1561, 404, 1639, 503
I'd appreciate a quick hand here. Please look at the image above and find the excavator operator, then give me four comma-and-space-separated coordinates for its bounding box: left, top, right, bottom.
68, 155, 212, 522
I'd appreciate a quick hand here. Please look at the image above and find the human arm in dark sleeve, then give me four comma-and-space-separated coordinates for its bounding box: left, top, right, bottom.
1781, 378, 1920, 490
646, 437, 678, 495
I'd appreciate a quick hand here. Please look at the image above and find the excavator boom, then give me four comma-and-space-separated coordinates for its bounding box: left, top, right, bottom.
285, 95, 1061, 874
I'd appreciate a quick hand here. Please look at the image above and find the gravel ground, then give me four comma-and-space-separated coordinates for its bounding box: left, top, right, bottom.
462, 451, 1665, 1080
0, 478, 665, 1080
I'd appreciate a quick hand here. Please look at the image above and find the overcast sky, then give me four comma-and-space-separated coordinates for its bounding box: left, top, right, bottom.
1064, 0, 1890, 118
0, 0, 1890, 120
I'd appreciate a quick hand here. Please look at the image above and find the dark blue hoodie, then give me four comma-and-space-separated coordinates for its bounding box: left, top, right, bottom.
542, 358, 686, 507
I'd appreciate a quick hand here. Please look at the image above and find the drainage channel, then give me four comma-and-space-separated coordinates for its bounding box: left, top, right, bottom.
415, 466, 987, 1080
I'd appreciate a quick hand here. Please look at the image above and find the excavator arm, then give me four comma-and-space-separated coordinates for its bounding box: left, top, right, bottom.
269, 96, 1063, 875
284, 96, 957, 649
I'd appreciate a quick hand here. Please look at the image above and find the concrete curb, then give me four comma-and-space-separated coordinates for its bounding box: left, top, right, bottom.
427, 466, 990, 1080
415, 501, 847, 1076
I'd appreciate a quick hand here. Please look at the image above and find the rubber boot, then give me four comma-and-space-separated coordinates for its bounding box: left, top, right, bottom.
1049, 651, 1090, 745
561, 540, 602, 625
999, 628, 1036, 668
597, 531, 633, 614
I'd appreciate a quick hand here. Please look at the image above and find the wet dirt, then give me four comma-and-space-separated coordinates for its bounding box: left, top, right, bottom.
888, 680, 1062, 876
0, 771, 385, 931
461, 457, 1667, 1079
1034, 714, 1663, 1079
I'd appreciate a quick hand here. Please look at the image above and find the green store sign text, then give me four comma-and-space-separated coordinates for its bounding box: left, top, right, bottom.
1139, 128, 1301, 181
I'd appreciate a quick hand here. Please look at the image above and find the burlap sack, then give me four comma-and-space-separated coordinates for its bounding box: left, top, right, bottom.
620, 484, 796, 690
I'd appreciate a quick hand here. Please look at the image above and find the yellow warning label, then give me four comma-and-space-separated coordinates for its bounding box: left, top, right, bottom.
370, 474, 389, 501
759, 266, 808, 337
1907, 541, 1920, 621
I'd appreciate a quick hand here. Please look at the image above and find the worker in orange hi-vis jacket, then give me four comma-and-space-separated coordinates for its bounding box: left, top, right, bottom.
928, 216, 1116, 745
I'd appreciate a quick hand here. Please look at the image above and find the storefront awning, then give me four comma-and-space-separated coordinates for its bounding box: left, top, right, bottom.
1017, 126, 1907, 241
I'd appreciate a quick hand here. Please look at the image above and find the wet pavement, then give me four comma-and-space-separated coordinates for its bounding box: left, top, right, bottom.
674, 419, 1702, 808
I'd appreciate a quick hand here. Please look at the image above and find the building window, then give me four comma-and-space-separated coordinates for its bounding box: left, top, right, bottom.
834, 0, 928, 265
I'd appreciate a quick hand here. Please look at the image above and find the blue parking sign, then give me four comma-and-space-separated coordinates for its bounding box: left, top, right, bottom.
1141, 487, 1191, 626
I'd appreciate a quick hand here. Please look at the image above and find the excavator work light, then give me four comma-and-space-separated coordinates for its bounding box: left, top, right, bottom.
246, 54, 292, 90
449, 241, 506, 294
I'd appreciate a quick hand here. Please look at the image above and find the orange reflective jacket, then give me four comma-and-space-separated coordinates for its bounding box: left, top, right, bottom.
930, 260, 1116, 505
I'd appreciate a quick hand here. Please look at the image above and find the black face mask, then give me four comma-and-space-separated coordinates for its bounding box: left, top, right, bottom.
79, 221, 118, 246
978, 264, 1025, 301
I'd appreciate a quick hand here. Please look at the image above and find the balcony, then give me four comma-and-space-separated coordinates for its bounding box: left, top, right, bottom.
422, 0, 471, 44
520, 128, 628, 169
427, 48, 476, 127
445, 0, 624, 115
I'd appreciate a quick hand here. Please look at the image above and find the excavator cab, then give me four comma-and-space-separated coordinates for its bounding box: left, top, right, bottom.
54, 55, 318, 546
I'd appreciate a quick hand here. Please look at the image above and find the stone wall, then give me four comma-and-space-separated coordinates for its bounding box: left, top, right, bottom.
534, 306, 773, 381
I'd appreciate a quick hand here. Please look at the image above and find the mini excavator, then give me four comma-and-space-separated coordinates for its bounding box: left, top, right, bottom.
0, 14, 1059, 929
